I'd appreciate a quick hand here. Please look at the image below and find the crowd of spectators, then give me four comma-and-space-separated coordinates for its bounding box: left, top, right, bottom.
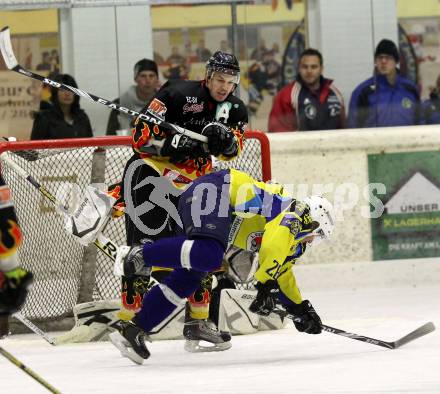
267, 38, 436, 132
27, 37, 440, 140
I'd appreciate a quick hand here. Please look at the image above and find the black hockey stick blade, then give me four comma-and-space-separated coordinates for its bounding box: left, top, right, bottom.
274, 307, 435, 350
0, 26, 207, 144
322, 322, 435, 349
390, 322, 435, 349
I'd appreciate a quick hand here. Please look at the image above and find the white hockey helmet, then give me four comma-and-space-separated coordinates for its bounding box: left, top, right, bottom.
303, 195, 335, 246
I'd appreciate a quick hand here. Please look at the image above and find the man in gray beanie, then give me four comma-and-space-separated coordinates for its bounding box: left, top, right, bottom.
106, 58, 159, 135
348, 38, 421, 128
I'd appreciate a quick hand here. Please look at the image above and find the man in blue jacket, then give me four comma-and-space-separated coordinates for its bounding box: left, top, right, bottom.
348, 39, 421, 128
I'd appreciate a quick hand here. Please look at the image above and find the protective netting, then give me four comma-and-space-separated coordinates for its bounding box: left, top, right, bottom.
1, 133, 270, 322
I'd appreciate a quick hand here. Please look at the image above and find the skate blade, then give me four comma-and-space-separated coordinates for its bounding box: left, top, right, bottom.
109, 332, 144, 365
184, 339, 232, 353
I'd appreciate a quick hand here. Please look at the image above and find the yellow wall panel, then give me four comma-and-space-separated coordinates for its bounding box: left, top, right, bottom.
0, 9, 58, 34
152, 3, 304, 29
397, 0, 440, 18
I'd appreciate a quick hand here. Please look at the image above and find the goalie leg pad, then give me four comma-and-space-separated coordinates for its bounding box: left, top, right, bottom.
217, 289, 286, 336
54, 300, 121, 344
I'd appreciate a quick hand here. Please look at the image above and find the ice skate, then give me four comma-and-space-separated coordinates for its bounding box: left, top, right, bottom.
183, 305, 231, 353
109, 321, 151, 365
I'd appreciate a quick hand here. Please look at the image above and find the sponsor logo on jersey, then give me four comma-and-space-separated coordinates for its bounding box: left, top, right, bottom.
327, 95, 340, 103
329, 103, 341, 117
183, 101, 204, 114
147, 98, 167, 119
163, 168, 193, 184
304, 104, 317, 119
246, 232, 263, 252
402, 97, 413, 109
186, 96, 198, 103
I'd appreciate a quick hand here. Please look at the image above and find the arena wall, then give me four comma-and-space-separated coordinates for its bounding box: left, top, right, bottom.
268, 126, 440, 274
267, 126, 440, 287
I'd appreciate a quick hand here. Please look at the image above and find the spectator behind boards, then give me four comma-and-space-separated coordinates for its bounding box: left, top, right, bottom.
347, 39, 421, 128
106, 59, 159, 136
268, 48, 345, 132
31, 74, 93, 140
423, 74, 440, 125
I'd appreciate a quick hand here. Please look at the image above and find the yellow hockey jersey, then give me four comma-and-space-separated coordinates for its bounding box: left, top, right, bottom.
227, 169, 314, 305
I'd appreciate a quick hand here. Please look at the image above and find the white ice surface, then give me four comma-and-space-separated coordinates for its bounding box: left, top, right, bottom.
1, 286, 440, 394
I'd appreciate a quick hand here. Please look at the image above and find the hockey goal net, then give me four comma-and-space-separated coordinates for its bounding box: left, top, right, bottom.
0, 131, 271, 328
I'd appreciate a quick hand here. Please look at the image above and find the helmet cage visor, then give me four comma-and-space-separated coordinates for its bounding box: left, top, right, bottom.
206, 65, 240, 84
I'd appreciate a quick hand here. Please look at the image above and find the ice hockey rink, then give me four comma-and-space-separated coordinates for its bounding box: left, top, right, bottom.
1, 282, 439, 394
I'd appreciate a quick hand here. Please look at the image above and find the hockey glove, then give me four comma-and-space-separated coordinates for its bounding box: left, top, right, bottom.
201, 122, 238, 157
249, 280, 279, 316
0, 268, 33, 316
160, 133, 206, 160
286, 300, 322, 334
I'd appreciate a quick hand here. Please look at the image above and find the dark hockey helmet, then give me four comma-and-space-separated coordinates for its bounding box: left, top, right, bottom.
206, 51, 240, 84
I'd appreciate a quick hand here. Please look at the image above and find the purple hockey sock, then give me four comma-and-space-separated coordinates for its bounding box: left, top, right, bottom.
134, 268, 205, 332
142, 236, 224, 272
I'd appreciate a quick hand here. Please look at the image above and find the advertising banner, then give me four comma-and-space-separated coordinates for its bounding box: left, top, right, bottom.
369, 150, 440, 260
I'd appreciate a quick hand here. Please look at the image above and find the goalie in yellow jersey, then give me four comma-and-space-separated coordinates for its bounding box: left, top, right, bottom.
110, 168, 335, 364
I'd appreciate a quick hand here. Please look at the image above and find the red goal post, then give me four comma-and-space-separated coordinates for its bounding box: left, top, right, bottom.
0, 131, 270, 328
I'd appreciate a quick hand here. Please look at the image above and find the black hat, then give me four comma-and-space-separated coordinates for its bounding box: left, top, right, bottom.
134, 58, 158, 79
375, 39, 399, 62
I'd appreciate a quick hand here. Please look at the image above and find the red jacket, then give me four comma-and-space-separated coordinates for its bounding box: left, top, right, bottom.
268, 77, 345, 132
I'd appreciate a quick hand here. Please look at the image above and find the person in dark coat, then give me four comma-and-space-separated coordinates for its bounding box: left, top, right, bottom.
31, 74, 93, 140
423, 74, 440, 125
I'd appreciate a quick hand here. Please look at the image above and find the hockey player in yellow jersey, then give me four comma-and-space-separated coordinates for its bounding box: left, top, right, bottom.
110, 168, 335, 364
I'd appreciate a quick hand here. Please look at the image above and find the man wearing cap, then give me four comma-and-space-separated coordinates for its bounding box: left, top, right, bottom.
106, 59, 160, 135
347, 39, 421, 128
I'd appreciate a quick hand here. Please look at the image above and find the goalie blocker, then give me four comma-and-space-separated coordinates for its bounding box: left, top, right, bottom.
64, 185, 116, 246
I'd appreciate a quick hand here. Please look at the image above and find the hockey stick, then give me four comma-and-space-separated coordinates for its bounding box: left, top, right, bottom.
276, 309, 435, 349
0, 26, 207, 145
0, 346, 62, 393
320, 322, 435, 349
12, 312, 56, 346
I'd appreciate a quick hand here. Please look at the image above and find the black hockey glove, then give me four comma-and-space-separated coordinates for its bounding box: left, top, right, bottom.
286, 300, 322, 334
201, 122, 238, 157
160, 133, 206, 160
0, 268, 33, 316
249, 280, 279, 316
